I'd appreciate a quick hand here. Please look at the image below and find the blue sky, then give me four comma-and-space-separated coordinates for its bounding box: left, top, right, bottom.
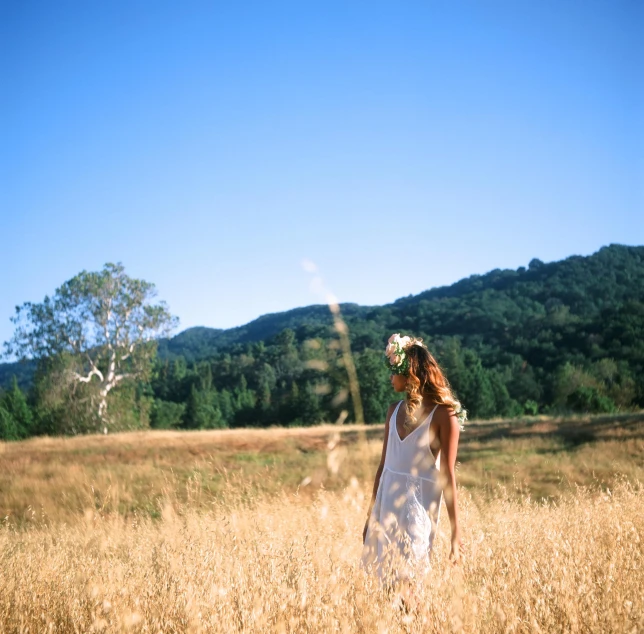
1, 0, 642, 348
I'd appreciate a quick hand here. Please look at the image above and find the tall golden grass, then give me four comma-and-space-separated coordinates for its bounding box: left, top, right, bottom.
2, 414, 643, 526
1, 483, 642, 632
1, 414, 643, 632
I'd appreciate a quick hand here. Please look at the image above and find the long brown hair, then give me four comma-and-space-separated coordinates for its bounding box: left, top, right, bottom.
404, 342, 467, 427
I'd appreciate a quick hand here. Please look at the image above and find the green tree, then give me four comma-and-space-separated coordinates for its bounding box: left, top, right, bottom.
356, 350, 393, 423
297, 381, 323, 425
553, 362, 617, 413
459, 349, 497, 419
151, 399, 185, 429
0, 404, 19, 440
0, 377, 33, 438
215, 389, 235, 427
30, 353, 98, 436
183, 385, 223, 429
488, 370, 521, 417
4, 263, 177, 433
232, 375, 256, 426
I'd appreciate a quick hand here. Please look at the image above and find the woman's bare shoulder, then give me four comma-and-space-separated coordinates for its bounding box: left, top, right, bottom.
433, 403, 460, 428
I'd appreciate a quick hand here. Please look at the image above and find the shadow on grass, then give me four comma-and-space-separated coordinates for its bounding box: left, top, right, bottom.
461, 412, 643, 454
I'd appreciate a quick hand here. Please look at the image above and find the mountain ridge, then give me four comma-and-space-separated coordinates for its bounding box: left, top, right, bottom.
2, 243, 643, 387
160, 243, 644, 359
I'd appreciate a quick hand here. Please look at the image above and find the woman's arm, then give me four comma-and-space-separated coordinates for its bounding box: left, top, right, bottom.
363, 402, 396, 543
436, 406, 462, 561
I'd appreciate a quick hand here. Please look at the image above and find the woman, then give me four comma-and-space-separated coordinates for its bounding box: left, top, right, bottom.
362, 334, 465, 585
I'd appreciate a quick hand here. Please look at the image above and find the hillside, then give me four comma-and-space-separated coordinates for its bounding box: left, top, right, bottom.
158, 243, 644, 361
4, 245, 642, 375
2, 244, 643, 433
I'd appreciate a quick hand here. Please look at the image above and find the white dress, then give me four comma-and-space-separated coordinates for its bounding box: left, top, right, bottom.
362, 401, 443, 584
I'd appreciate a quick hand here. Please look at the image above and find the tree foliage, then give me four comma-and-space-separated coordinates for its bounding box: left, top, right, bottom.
1, 245, 643, 437
4, 263, 177, 433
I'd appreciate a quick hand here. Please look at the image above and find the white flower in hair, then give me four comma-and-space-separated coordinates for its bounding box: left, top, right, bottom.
384, 333, 413, 374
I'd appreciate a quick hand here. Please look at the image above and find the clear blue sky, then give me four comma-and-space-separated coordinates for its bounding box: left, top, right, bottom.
1, 0, 642, 348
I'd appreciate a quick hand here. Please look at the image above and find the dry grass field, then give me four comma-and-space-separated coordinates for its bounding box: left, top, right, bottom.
1, 413, 643, 632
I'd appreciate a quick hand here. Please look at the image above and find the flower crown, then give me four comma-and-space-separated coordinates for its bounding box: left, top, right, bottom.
384, 333, 425, 375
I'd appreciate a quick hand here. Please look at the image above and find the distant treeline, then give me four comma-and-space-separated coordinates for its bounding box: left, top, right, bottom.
1, 244, 643, 438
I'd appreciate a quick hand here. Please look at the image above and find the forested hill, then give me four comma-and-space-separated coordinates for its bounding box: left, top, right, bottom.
140, 243, 644, 427
1, 244, 643, 432
3, 243, 644, 376
157, 304, 367, 362
157, 243, 644, 362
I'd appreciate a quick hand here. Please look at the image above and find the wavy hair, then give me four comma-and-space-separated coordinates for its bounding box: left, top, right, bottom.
403, 340, 467, 428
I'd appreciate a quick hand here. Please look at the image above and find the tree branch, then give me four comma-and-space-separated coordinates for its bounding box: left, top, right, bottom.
72, 367, 102, 384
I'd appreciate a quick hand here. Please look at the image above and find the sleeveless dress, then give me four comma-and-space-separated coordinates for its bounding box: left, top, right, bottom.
361, 401, 443, 584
